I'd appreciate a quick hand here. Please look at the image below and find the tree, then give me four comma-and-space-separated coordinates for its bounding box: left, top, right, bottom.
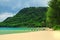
46, 0, 60, 27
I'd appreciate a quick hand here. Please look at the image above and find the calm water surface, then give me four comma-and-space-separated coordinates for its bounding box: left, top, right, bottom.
0, 27, 31, 30
0, 27, 41, 34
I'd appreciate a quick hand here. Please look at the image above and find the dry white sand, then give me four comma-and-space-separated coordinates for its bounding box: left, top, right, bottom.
0, 31, 60, 40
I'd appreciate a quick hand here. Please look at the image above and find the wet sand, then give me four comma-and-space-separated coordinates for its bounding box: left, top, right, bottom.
0, 31, 60, 40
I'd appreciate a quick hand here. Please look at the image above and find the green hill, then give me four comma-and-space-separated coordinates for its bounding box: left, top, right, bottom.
0, 7, 48, 27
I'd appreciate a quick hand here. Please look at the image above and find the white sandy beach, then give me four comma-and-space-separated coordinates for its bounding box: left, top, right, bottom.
0, 31, 60, 40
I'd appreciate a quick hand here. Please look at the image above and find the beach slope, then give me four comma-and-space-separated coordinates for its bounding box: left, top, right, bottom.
0, 31, 60, 40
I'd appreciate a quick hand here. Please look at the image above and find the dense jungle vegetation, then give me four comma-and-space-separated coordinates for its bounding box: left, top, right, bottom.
0, 7, 48, 27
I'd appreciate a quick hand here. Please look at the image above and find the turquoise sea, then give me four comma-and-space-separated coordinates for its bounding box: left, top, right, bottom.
0, 27, 41, 35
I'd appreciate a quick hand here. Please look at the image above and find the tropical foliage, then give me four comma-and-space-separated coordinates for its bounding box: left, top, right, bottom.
46, 0, 60, 29
0, 7, 47, 27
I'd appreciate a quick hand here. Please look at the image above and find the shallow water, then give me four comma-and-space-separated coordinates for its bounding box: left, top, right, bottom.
0, 27, 31, 30
0, 27, 40, 34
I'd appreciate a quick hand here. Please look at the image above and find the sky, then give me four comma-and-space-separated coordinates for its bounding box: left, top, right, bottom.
0, 0, 49, 22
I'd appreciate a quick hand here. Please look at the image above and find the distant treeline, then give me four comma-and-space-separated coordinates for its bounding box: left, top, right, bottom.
0, 7, 48, 27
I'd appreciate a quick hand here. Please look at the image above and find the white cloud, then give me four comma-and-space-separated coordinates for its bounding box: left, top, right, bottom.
0, 0, 50, 12
0, 12, 15, 22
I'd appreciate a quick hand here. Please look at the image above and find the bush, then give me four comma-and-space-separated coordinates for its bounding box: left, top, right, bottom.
53, 25, 60, 30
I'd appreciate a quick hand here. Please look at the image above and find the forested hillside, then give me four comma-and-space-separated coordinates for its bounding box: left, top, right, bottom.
0, 7, 48, 27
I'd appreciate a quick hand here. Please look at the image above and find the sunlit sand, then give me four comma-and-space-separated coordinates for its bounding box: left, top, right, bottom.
0, 31, 60, 40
